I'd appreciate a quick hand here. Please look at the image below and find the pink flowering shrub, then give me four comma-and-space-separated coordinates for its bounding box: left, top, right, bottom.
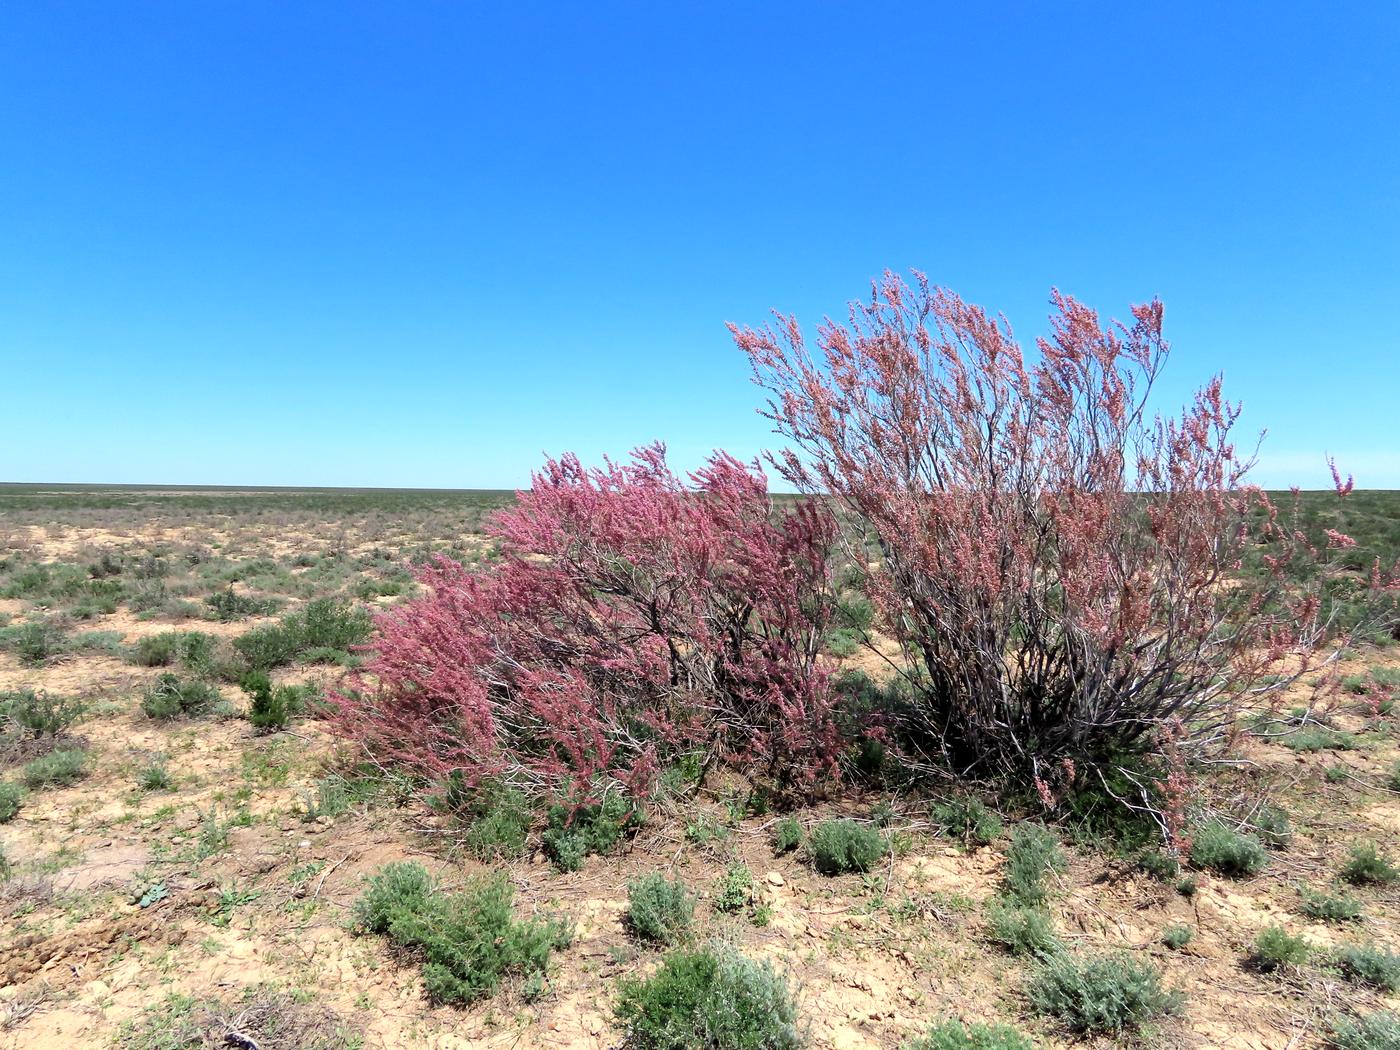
331, 444, 843, 801
732, 271, 1387, 789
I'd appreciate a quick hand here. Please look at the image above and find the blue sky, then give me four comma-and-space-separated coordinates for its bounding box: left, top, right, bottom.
2, 3, 1396, 489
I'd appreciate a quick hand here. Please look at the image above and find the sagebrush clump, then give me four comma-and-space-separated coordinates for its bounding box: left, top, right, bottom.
1190, 821, 1267, 877
1027, 951, 1180, 1034
808, 818, 885, 875
901, 1021, 1034, 1050
22, 748, 87, 789
1335, 943, 1400, 991
1341, 842, 1400, 886
1332, 1010, 1400, 1050
353, 862, 569, 1004
626, 873, 694, 944
934, 796, 1003, 848
1252, 926, 1311, 972
614, 942, 802, 1050
142, 674, 222, 720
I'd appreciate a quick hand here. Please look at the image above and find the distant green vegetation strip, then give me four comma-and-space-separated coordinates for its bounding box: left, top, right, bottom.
0, 484, 517, 516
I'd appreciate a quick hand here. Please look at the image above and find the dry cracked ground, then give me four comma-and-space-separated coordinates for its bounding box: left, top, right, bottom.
1, 493, 1398, 1049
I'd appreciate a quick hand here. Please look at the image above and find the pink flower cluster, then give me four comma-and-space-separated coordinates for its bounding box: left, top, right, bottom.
330, 444, 843, 802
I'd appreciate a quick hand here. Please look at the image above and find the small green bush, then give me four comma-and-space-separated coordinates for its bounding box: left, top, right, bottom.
1335, 943, 1400, 992
1284, 727, 1357, 752
1341, 842, 1400, 886
137, 759, 174, 791
454, 780, 531, 861
299, 772, 379, 822
1300, 887, 1362, 922
206, 588, 278, 622
141, 673, 222, 720
131, 632, 181, 667
987, 901, 1061, 958
1252, 804, 1293, 849
542, 795, 638, 873
934, 797, 1002, 847
0, 781, 24, 822
231, 597, 369, 670
176, 632, 220, 677
614, 942, 802, 1050
808, 818, 885, 875
9, 618, 67, 664
1331, 1010, 1400, 1050
1002, 824, 1066, 906
1, 688, 85, 737
1252, 926, 1311, 972
239, 670, 307, 731
901, 1020, 1034, 1050
772, 816, 804, 855
1161, 924, 1192, 950
626, 873, 694, 944
354, 862, 569, 1005
1326, 765, 1350, 784
1189, 821, 1267, 877
1135, 850, 1180, 881
21, 747, 88, 789
713, 863, 754, 914
1027, 951, 1179, 1034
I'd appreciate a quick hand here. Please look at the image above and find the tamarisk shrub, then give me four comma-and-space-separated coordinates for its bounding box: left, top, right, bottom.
733, 270, 1387, 793
330, 444, 843, 801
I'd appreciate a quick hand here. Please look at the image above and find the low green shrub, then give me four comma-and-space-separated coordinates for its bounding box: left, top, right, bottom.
542, 795, 639, 873
1252, 804, 1293, 849
712, 863, 754, 914
21, 747, 88, 789
986, 901, 1060, 958
176, 632, 220, 677
298, 771, 381, 822
1331, 1010, 1400, 1050
1027, 951, 1179, 1035
232, 597, 370, 671
934, 797, 1002, 848
453, 780, 532, 861
1189, 821, 1267, 877
1252, 926, 1311, 972
0, 688, 85, 737
131, 632, 180, 667
238, 671, 311, 731
772, 816, 804, 855
0, 781, 23, 822
685, 814, 732, 847
1002, 824, 1066, 906
901, 1020, 1034, 1050
1135, 850, 1180, 881
1161, 924, 1192, 950
626, 873, 694, 944
353, 862, 569, 1005
808, 818, 885, 875
1284, 727, 1357, 752
141, 673, 222, 720
614, 942, 802, 1050
1300, 887, 1363, 922
1335, 943, 1400, 991
8, 618, 68, 664
137, 761, 174, 792
1341, 842, 1400, 886
206, 588, 279, 622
